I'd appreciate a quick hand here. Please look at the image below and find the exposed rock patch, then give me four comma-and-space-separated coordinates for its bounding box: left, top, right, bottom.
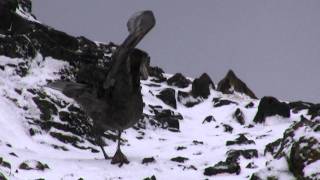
177, 91, 201, 107
167, 73, 191, 88
233, 108, 245, 125
253, 96, 290, 123
156, 88, 176, 109
213, 98, 238, 108
191, 73, 215, 98
217, 70, 257, 99
226, 134, 255, 146
264, 116, 320, 179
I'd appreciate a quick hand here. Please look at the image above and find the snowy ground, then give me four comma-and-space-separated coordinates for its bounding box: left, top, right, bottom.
0, 55, 310, 180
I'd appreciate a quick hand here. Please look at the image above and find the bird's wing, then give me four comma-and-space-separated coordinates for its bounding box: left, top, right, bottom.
46, 80, 89, 99
103, 10, 155, 90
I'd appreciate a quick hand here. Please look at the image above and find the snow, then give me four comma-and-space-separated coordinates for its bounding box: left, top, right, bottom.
0, 55, 318, 179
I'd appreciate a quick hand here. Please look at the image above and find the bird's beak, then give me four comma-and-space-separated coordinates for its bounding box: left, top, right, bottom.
140, 62, 149, 80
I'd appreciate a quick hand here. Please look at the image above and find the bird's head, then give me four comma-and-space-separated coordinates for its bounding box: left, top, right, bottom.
129, 49, 150, 80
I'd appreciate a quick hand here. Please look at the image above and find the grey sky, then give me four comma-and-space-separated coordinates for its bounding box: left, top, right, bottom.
32, 0, 320, 103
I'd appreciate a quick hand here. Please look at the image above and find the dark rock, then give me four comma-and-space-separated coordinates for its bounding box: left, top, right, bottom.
226, 149, 258, 162
250, 174, 263, 180
264, 116, 320, 179
246, 162, 258, 169
217, 70, 257, 99
226, 134, 255, 146
204, 160, 240, 176
167, 73, 191, 88
0, 158, 11, 169
9, 152, 18, 157
308, 104, 320, 119
29, 128, 35, 136
150, 106, 182, 132
192, 140, 204, 145
0, 0, 18, 33
288, 101, 313, 113
176, 146, 187, 151
0, 172, 7, 180
148, 66, 166, 82
191, 73, 215, 98
213, 98, 238, 108
233, 108, 245, 125
19, 160, 49, 171
222, 124, 233, 133
142, 157, 156, 164
32, 97, 58, 121
202, 115, 216, 124
171, 156, 189, 163
49, 132, 82, 145
177, 91, 201, 107
143, 175, 156, 180
264, 138, 282, 155
245, 102, 254, 108
253, 96, 290, 123
156, 88, 176, 109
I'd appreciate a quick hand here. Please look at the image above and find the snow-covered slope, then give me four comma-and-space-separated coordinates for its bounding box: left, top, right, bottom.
0, 54, 319, 180
0, 1, 319, 179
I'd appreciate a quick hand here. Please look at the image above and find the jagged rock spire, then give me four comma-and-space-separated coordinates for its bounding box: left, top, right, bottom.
217, 70, 257, 99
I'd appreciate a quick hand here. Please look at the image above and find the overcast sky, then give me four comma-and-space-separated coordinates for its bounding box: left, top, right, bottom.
32, 0, 320, 103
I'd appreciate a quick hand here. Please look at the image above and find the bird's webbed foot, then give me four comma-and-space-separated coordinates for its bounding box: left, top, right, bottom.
111, 148, 129, 167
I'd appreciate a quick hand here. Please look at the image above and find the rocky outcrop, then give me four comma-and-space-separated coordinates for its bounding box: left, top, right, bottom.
156, 88, 177, 109
148, 105, 183, 132
148, 66, 166, 83
264, 116, 320, 180
217, 70, 257, 99
253, 96, 290, 123
167, 73, 191, 88
177, 91, 201, 107
191, 73, 215, 98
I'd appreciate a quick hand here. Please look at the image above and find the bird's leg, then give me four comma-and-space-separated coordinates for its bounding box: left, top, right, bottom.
111, 130, 129, 166
95, 134, 110, 160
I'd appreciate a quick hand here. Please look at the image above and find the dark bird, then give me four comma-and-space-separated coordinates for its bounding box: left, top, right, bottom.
47, 10, 155, 166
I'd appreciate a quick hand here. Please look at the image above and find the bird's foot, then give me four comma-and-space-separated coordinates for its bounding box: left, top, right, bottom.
111, 149, 129, 167
103, 153, 111, 160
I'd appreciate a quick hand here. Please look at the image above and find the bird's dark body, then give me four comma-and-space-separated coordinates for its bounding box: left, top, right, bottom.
48, 10, 155, 165
53, 49, 146, 133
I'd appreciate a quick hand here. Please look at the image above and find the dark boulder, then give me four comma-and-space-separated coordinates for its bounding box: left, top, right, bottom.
148, 66, 166, 82
308, 104, 320, 119
253, 96, 290, 123
226, 134, 255, 146
19, 160, 49, 171
217, 70, 257, 99
171, 156, 189, 163
233, 108, 245, 125
167, 73, 191, 88
142, 157, 156, 164
212, 98, 238, 108
149, 105, 182, 132
222, 124, 233, 133
202, 115, 216, 124
245, 102, 254, 108
204, 160, 240, 176
0, 0, 18, 33
191, 73, 215, 98
226, 149, 258, 163
177, 91, 201, 107
288, 101, 313, 113
156, 88, 176, 109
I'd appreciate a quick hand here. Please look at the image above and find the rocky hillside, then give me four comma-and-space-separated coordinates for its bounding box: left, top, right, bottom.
0, 1, 319, 179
